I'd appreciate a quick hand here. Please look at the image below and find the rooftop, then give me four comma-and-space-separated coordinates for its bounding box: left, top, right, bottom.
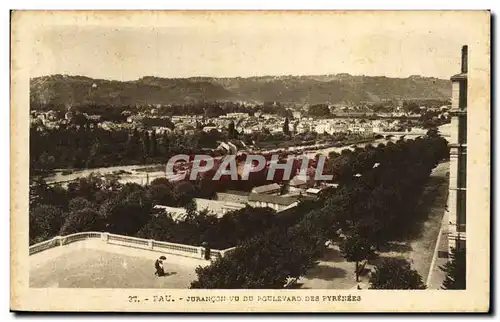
220, 190, 250, 197
248, 193, 299, 206
450, 73, 467, 81
251, 183, 281, 194
30, 240, 205, 288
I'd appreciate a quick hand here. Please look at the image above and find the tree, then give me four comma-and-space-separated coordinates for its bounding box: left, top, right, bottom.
142, 131, 150, 159
127, 128, 141, 159
191, 225, 324, 289
184, 199, 197, 217
440, 247, 466, 290
308, 104, 331, 117
426, 127, 440, 138
150, 130, 158, 157
100, 186, 153, 236
283, 117, 290, 136
369, 258, 426, 289
29, 205, 65, 244
136, 211, 177, 241
148, 180, 175, 206
30, 178, 69, 209
340, 233, 375, 282
161, 131, 171, 155
173, 181, 196, 206
60, 208, 104, 235
228, 121, 237, 139
68, 197, 95, 212
67, 173, 105, 202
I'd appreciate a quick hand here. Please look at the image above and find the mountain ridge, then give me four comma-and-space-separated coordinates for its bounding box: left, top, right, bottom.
30, 73, 452, 108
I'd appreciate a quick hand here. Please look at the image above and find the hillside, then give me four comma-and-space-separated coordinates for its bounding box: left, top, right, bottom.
30, 74, 451, 109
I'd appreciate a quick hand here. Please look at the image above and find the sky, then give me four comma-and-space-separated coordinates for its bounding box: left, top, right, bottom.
29, 11, 476, 81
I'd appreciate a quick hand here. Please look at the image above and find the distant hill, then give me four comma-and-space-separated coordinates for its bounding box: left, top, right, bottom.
30, 74, 451, 109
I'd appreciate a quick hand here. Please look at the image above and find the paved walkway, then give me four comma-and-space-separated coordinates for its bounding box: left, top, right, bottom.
426, 211, 449, 289
298, 245, 358, 289
30, 240, 209, 288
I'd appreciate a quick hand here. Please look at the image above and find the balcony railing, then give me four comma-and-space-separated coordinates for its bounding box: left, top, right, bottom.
29, 231, 236, 260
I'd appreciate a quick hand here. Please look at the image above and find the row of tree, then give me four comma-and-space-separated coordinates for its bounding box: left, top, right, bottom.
191, 134, 449, 288
30, 126, 227, 172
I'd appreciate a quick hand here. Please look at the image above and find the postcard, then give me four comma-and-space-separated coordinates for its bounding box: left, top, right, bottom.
11, 10, 490, 312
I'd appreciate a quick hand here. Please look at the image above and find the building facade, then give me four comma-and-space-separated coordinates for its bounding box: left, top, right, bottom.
448, 45, 468, 252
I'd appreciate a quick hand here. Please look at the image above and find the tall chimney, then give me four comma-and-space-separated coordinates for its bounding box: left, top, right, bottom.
461, 45, 468, 74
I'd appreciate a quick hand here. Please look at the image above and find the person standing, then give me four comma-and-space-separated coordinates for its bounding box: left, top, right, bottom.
154, 256, 166, 276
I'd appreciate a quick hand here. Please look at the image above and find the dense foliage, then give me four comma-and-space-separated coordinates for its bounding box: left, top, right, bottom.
190, 135, 448, 288
30, 126, 226, 172
29, 172, 321, 249
369, 258, 426, 289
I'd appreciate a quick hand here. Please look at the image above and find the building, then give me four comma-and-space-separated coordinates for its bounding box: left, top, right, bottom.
225, 112, 249, 119
305, 188, 322, 196
202, 126, 218, 133
289, 175, 310, 192
216, 190, 250, 204
153, 205, 189, 222
194, 198, 246, 216
447, 45, 468, 252
292, 111, 302, 119
251, 183, 281, 195
247, 193, 299, 212
154, 197, 246, 220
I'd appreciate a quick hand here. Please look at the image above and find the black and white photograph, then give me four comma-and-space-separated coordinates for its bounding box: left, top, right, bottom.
10, 10, 490, 312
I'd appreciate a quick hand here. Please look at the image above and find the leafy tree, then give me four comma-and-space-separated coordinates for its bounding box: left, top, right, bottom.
173, 181, 196, 206
184, 199, 197, 217
150, 131, 157, 157
100, 185, 153, 236
126, 128, 141, 159
142, 131, 150, 159
60, 208, 104, 235
136, 211, 177, 241
68, 197, 95, 212
369, 258, 426, 289
426, 127, 440, 138
30, 178, 69, 209
191, 225, 325, 289
29, 205, 65, 244
440, 247, 466, 290
340, 233, 375, 282
67, 173, 105, 201
283, 117, 290, 136
228, 121, 237, 139
148, 181, 175, 205
308, 104, 331, 117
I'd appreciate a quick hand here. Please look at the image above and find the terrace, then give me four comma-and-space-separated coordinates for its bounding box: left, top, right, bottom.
29, 232, 235, 288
